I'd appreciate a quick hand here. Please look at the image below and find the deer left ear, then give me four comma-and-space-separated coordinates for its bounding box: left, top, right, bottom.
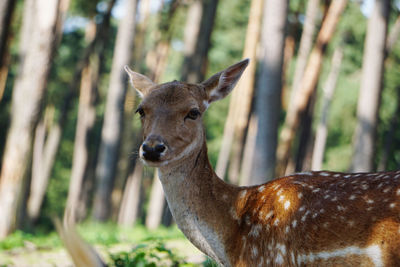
201, 58, 249, 104
124, 65, 156, 98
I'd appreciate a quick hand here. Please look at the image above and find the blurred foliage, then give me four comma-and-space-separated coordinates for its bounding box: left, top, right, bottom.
0, 0, 400, 264
110, 242, 190, 267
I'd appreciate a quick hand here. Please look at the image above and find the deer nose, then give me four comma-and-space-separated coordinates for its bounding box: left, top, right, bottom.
141, 141, 167, 161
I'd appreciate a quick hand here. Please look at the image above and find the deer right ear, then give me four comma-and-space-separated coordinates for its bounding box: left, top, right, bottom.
201, 58, 249, 104
124, 66, 156, 98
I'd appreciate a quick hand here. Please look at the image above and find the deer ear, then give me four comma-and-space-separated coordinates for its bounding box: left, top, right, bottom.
201, 59, 249, 103
124, 65, 156, 98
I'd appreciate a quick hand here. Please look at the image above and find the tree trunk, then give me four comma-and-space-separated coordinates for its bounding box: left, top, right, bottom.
248, 0, 288, 185
180, 0, 218, 83
215, 0, 263, 182
289, 0, 320, 106
118, 162, 143, 226
65, 1, 115, 221
27, 108, 63, 222
239, 114, 258, 186
145, 170, 165, 230
146, 0, 180, 82
312, 45, 343, 170
378, 87, 400, 171
132, 0, 151, 70
0, 0, 68, 239
93, 0, 138, 222
351, 0, 389, 172
0, 0, 16, 101
276, 0, 347, 176
385, 14, 400, 55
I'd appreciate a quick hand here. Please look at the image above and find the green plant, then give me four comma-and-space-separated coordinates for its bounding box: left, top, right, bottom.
110, 242, 193, 267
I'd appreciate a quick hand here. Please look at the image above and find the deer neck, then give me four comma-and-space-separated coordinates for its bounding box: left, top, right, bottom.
158, 141, 239, 266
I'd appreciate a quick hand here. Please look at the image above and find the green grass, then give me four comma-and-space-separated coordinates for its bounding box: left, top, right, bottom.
0, 222, 185, 250
0, 223, 219, 266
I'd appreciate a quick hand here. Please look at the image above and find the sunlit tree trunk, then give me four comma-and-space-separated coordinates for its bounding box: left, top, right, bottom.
27, 108, 63, 222
276, 0, 347, 176
146, 0, 180, 82
312, 45, 343, 170
0, 0, 16, 100
0, 0, 68, 239
351, 0, 389, 172
289, 0, 320, 105
216, 0, 263, 182
248, 0, 288, 185
93, 0, 138, 222
145, 171, 166, 229
118, 162, 143, 226
181, 0, 218, 83
65, 1, 115, 221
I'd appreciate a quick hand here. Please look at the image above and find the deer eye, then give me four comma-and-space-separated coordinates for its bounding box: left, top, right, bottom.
185, 108, 201, 120
135, 107, 145, 118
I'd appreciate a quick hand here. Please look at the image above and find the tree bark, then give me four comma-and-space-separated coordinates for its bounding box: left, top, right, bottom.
0, 0, 68, 239
65, 0, 115, 221
248, 0, 288, 185
312, 45, 343, 170
180, 0, 218, 83
118, 162, 143, 226
378, 87, 400, 171
276, 0, 347, 176
289, 0, 320, 106
145, 170, 166, 230
215, 0, 263, 182
27, 108, 63, 222
0, 0, 16, 101
351, 0, 389, 172
385, 14, 400, 55
145, 0, 180, 82
93, 0, 138, 222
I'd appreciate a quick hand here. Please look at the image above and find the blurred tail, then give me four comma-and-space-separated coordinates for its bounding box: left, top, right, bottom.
55, 209, 107, 267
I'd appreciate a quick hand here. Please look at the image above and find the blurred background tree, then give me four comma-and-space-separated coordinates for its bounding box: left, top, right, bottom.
0, 0, 400, 264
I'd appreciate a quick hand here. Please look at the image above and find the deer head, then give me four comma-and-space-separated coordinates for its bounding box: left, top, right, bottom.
124, 59, 249, 168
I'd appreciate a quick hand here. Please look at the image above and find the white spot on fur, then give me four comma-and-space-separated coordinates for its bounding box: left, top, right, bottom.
349, 195, 356, 200
312, 188, 321, 193
298, 245, 383, 266
230, 207, 239, 221
320, 172, 330, 176
239, 190, 247, 199
251, 246, 259, 258
344, 174, 351, 178
249, 224, 262, 237
383, 187, 391, 193
299, 206, 306, 212
390, 203, 396, 209
274, 218, 280, 226
292, 220, 297, 228
397, 188, 400, 196
298, 171, 313, 176
298, 192, 303, 199
277, 188, 283, 196
258, 185, 265, 192
284, 200, 291, 210
276, 253, 284, 264
265, 211, 274, 220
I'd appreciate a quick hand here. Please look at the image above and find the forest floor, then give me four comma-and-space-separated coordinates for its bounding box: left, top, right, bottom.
0, 239, 205, 266
0, 224, 206, 267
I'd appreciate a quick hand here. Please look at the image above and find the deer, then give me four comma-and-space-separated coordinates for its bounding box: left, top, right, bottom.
59, 59, 400, 267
